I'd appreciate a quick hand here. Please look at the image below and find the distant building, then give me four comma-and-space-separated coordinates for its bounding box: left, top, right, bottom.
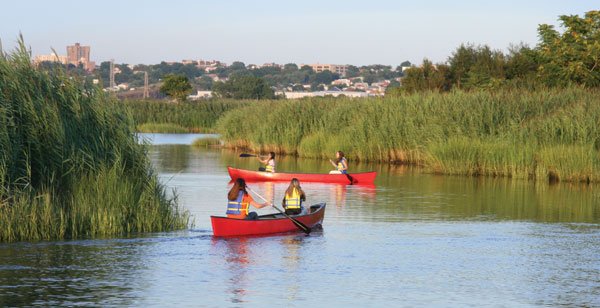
261, 62, 282, 68
66, 43, 95, 71
281, 90, 370, 99
188, 90, 213, 100
305, 63, 348, 77
331, 79, 351, 87
33, 53, 67, 65
197, 59, 224, 69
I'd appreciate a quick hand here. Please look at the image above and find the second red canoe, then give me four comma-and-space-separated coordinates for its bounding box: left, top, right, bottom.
227, 166, 376, 184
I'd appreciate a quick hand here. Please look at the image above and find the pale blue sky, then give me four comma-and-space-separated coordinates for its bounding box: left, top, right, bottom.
0, 1, 596, 66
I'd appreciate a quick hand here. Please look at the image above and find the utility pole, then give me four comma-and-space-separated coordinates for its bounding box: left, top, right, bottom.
143, 71, 149, 99
109, 59, 115, 88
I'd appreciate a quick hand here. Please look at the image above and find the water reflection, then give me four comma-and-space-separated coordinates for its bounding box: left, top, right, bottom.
330, 184, 347, 208
146, 144, 600, 224
212, 238, 252, 304
0, 239, 147, 306
280, 236, 304, 301
0, 136, 598, 307
154, 145, 190, 172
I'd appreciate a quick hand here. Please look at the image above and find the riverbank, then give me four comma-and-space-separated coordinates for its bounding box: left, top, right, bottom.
215, 88, 598, 183
125, 88, 600, 183
124, 99, 249, 133
0, 41, 189, 242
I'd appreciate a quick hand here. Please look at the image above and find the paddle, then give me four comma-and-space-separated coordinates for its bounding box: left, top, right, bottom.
246, 187, 311, 235
344, 172, 355, 185
239, 153, 270, 158
239, 153, 257, 157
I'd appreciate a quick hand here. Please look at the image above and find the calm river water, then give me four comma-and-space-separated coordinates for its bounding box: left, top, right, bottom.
1, 134, 599, 307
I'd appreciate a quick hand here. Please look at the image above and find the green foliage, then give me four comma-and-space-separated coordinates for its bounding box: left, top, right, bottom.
212, 75, 275, 99
192, 137, 222, 147
216, 88, 600, 183
124, 99, 250, 132
159, 74, 193, 102
404, 11, 599, 92
137, 123, 190, 133
0, 38, 189, 242
537, 10, 600, 87
399, 60, 450, 93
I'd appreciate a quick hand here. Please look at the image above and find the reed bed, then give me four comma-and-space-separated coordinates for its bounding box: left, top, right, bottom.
0, 40, 189, 242
215, 88, 600, 183
124, 99, 249, 133
137, 122, 190, 133
192, 137, 222, 147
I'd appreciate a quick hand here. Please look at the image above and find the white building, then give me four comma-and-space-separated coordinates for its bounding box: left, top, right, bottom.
188, 90, 213, 100
281, 91, 370, 99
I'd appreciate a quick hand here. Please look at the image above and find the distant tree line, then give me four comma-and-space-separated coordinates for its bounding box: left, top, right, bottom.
39, 58, 409, 92
388, 10, 600, 94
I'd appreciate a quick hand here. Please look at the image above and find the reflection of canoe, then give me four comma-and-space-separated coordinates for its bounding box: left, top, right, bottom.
211, 203, 326, 237
227, 166, 377, 184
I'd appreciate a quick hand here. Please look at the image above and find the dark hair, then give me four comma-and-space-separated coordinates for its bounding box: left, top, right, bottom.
228, 178, 247, 200
269, 152, 276, 160
336, 150, 345, 164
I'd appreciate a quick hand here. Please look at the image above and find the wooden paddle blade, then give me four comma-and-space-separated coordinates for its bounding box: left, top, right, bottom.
239, 153, 257, 157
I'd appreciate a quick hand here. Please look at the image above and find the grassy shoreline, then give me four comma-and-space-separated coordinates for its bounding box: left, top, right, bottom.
124, 99, 250, 133
124, 88, 600, 184
214, 89, 599, 183
0, 41, 189, 242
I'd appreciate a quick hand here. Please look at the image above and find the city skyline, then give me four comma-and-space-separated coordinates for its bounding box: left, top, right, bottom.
1, 1, 596, 66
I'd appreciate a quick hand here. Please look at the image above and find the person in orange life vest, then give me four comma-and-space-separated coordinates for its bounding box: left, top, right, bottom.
257, 152, 276, 172
329, 151, 348, 174
227, 178, 270, 220
282, 178, 306, 215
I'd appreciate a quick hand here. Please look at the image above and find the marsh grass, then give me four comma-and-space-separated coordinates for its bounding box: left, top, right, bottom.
124, 99, 249, 133
192, 137, 222, 147
0, 38, 189, 242
137, 122, 190, 133
215, 88, 600, 183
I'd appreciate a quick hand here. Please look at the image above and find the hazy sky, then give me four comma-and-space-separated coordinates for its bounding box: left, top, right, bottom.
0, 1, 596, 66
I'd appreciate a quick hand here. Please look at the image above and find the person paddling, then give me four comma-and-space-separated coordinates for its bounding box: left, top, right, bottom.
258, 152, 276, 172
227, 178, 271, 220
329, 151, 348, 174
282, 178, 306, 215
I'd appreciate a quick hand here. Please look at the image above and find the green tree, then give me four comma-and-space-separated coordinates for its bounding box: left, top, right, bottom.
537, 10, 600, 87
448, 44, 478, 89
229, 61, 247, 71
212, 75, 274, 99
345, 65, 359, 77
195, 75, 214, 90
400, 59, 450, 93
505, 44, 540, 81
160, 74, 193, 102
283, 63, 299, 71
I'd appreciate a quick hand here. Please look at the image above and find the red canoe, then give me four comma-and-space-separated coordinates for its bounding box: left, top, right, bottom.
227, 166, 376, 184
211, 203, 326, 237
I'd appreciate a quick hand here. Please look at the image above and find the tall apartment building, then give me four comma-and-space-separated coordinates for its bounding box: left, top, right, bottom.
66, 43, 95, 71
307, 63, 348, 77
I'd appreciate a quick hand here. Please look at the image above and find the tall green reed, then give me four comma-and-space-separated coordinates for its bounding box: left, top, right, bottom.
215, 88, 600, 183
0, 37, 189, 242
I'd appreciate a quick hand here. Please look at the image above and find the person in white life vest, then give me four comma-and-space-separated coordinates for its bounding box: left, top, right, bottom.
258, 152, 276, 172
329, 151, 348, 174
